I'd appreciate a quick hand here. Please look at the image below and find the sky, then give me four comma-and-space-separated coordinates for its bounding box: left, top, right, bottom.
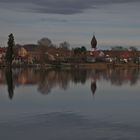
0, 0, 140, 50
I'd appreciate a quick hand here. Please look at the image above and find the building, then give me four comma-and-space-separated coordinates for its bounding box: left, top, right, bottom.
0, 47, 6, 64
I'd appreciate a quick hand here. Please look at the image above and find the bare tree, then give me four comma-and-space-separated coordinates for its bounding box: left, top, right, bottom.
38, 38, 52, 64
59, 41, 70, 50
38, 37, 52, 47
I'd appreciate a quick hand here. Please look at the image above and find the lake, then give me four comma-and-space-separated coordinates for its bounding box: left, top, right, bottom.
0, 67, 140, 140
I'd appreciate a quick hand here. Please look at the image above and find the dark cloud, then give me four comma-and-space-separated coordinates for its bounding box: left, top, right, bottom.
0, 0, 140, 15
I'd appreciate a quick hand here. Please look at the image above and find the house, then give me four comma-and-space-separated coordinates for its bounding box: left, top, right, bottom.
15, 44, 41, 64
18, 47, 28, 58
87, 50, 105, 62
46, 47, 71, 61
103, 50, 140, 63
0, 47, 6, 64
15, 44, 72, 64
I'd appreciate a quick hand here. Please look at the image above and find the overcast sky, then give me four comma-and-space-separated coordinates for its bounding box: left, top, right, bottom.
0, 0, 140, 49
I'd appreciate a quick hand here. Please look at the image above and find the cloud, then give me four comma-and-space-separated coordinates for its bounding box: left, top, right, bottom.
0, 0, 140, 15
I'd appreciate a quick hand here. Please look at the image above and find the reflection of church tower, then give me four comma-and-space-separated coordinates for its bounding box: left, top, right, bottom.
91, 80, 97, 96
91, 35, 97, 51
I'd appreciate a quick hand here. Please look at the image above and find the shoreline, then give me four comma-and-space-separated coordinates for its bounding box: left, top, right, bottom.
0, 62, 140, 69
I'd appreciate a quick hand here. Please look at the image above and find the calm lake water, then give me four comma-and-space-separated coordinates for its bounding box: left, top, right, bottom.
0, 67, 140, 140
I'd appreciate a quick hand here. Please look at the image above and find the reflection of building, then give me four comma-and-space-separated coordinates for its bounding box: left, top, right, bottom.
0, 68, 140, 100
109, 68, 139, 86
3, 69, 91, 95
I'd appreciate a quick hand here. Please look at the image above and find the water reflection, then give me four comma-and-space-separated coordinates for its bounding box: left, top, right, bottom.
37, 69, 88, 95
91, 80, 97, 96
108, 68, 140, 86
5, 68, 14, 99
0, 67, 140, 99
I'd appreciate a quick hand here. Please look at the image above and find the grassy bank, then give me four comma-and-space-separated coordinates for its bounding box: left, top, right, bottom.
0, 62, 140, 69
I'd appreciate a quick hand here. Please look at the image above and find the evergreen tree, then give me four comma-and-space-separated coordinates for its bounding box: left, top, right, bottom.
6, 33, 15, 66
81, 46, 87, 54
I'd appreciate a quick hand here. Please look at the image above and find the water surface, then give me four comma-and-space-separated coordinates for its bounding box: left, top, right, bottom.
0, 67, 140, 139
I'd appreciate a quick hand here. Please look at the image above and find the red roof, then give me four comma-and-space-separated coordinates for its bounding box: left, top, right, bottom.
120, 51, 131, 59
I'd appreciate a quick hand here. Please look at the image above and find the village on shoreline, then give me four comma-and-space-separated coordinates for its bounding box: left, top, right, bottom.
0, 34, 140, 69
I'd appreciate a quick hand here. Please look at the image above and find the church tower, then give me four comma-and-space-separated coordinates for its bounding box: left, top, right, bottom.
91, 35, 97, 51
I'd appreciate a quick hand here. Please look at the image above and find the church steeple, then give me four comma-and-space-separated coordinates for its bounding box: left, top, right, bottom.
91, 34, 97, 49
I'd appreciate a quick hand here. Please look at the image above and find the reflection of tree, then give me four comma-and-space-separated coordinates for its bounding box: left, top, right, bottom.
38, 70, 52, 95
71, 69, 87, 84
37, 69, 90, 95
2, 67, 140, 100
130, 68, 139, 85
38, 69, 71, 95
91, 68, 140, 86
109, 68, 140, 86
5, 68, 14, 100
